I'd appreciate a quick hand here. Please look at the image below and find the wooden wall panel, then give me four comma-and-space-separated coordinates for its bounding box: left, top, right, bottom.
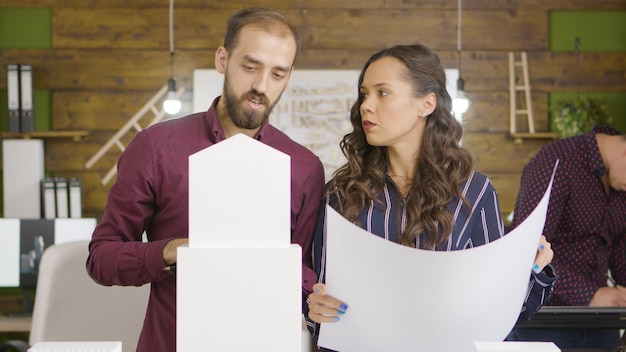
44, 132, 134, 172
53, 9, 225, 49
4, 0, 626, 10
527, 52, 626, 92
463, 92, 549, 133
81, 172, 112, 217
463, 133, 547, 174
464, 51, 626, 92
53, 8, 547, 51
295, 10, 547, 51
0, 49, 197, 90
488, 174, 523, 217
52, 91, 164, 130
0, 0, 624, 221
2, 50, 622, 92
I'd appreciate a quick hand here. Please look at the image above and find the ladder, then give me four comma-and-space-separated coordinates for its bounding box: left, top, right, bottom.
508, 51, 535, 135
85, 84, 185, 186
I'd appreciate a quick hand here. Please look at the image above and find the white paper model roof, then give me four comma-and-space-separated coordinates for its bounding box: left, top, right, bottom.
188, 133, 291, 248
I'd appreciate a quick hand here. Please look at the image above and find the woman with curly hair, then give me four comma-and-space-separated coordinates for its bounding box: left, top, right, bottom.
305, 44, 557, 347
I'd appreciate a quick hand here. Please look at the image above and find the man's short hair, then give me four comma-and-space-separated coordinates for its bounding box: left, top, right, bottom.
223, 7, 301, 65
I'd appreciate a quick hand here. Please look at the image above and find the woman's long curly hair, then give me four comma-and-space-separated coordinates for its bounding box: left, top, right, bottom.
328, 44, 473, 249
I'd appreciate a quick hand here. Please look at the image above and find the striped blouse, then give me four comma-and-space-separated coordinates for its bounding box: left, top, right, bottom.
307, 171, 556, 340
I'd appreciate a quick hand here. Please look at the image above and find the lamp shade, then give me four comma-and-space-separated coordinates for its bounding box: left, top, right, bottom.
163, 78, 181, 115
452, 77, 470, 116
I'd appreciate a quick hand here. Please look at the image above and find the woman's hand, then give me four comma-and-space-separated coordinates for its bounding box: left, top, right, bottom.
307, 283, 348, 324
532, 235, 553, 274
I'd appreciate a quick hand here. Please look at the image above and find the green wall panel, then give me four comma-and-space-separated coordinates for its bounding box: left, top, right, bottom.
34, 89, 51, 131
550, 11, 626, 52
549, 11, 625, 133
549, 91, 626, 133
0, 8, 52, 49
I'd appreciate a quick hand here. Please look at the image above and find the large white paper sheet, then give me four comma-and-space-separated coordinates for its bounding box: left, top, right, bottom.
318, 176, 554, 352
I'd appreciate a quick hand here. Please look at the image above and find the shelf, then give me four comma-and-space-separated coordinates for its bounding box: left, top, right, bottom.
509, 132, 560, 144
1, 131, 88, 142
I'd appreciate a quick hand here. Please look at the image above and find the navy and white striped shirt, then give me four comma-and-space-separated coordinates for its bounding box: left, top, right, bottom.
352, 170, 504, 250
307, 171, 556, 340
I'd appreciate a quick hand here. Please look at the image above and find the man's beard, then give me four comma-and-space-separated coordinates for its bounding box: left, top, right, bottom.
222, 76, 278, 130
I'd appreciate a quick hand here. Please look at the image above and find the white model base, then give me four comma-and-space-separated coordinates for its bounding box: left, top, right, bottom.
177, 245, 302, 352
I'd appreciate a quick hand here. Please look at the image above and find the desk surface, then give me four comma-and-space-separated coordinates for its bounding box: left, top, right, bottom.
0, 314, 32, 332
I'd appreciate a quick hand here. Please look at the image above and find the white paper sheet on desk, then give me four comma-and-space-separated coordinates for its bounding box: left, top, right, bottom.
317, 176, 555, 352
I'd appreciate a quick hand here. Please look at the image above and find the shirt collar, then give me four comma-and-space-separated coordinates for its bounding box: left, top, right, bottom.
586, 126, 621, 177
205, 96, 271, 143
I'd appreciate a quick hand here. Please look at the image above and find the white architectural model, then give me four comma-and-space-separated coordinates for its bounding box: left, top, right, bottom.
177, 134, 301, 352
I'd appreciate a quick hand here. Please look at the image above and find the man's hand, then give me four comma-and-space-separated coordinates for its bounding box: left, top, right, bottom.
163, 238, 188, 267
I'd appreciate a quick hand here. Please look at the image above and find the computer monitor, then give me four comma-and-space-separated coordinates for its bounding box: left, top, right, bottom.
0, 218, 96, 314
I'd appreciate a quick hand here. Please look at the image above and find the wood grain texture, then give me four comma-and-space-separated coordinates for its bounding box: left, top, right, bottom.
3, 0, 625, 10
52, 90, 165, 130
487, 174, 523, 217
1, 49, 623, 92
52, 8, 547, 51
464, 133, 547, 174
0, 0, 623, 221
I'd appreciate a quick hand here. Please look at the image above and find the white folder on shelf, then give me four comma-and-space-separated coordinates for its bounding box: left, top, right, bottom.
68, 177, 83, 218
54, 177, 69, 218
41, 178, 56, 219
19, 64, 34, 133
7, 64, 20, 133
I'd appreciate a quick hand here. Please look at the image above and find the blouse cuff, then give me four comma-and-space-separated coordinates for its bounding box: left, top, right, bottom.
145, 238, 176, 279
533, 263, 557, 285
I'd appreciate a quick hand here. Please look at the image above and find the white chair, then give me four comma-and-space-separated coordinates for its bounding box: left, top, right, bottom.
21, 240, 149, 351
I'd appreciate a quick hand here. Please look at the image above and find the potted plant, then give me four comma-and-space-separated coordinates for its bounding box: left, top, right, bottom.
551, 93, 613, 138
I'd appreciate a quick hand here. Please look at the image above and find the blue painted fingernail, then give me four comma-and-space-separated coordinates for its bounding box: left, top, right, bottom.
339, 303, 348, 311
333, 316, 340, 322
539, 244, 545, 250
533, 264, 540, 273
338, 309, 345, 315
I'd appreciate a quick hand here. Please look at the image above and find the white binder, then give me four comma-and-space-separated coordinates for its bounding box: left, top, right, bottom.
68, 177, 82, 218
19, 64, 34, 133
41, 178, 56, 219
54, 177, 69, 218
7, 64, 20, 133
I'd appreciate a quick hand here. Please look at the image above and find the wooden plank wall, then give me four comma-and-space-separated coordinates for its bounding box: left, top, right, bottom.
0, 0, 624, 219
